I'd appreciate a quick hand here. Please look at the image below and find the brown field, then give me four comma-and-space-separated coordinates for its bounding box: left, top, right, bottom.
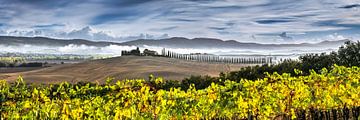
0, 67, 44, 73
0, 56, 250, 84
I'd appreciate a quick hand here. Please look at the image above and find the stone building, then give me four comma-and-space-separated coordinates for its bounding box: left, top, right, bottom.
121, 47, 141, 56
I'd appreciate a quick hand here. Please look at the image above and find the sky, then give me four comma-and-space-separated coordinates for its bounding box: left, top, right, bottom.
0, 0, 359, 43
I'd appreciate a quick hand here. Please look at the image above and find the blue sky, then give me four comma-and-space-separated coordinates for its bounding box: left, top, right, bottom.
0, 0, 359, 43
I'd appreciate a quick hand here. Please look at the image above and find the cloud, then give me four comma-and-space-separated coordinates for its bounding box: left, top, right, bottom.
279, 32, 293, 41
169, 18, 199, 22
208, 27, 227, 31
0, 26, 170, 42
90, 11, 140, 25
0, 30, 6, 34
0, 0, 359, 43
327, 33, 347, 40
32, 24, 66, 29
256, 19, 294, 24
151, 26, 178, 31
339, 4, 360, 9
66, 26, 96, 40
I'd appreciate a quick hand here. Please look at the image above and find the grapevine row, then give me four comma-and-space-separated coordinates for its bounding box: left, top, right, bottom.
0, 65, 359, 119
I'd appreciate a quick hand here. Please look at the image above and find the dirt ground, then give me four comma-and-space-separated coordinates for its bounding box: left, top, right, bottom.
0, 56, 251, 84
0, 67, 44, 73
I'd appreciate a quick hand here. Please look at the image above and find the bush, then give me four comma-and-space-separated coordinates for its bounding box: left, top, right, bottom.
337, 41, 360, 66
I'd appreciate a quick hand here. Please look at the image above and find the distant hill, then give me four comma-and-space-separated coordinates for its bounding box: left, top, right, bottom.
122, 37, 351, 49
0, 36, 351, 50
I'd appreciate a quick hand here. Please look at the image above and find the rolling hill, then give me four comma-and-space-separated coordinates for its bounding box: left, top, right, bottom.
122, 37, 350, 49
0, 56, 248, 84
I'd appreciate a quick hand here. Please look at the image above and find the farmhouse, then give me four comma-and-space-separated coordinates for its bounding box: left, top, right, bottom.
121, 47, 141, 56
121, 47, 158, 56
143, 49, 158, 56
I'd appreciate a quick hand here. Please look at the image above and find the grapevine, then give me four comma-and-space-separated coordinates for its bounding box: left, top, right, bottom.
0, 65, 359, 119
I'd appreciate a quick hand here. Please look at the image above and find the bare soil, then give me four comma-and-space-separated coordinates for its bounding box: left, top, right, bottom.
0, 56, 250, 84
0, 67, 44, 73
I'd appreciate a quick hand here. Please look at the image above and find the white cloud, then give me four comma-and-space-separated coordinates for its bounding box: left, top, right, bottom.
0, 0, 359, 43
327, 33, 348, 40
86, 0, 360, 43
0, 26, 170, 42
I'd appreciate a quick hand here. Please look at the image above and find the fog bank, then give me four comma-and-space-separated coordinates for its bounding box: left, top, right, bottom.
0, 44, 338, 57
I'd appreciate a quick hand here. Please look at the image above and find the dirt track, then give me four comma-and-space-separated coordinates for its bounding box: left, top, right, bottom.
0, 56, 249, 84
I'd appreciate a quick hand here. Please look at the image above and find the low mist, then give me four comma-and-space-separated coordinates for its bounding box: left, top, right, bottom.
0, 44, 338, 57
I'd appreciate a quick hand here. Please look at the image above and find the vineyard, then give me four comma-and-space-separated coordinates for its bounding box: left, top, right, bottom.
0, 65, 359, 119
